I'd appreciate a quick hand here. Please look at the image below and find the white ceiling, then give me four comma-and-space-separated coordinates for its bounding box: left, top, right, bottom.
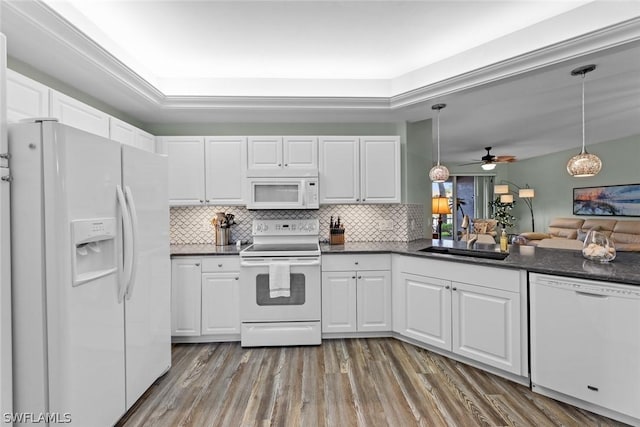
2, 0, 640, 164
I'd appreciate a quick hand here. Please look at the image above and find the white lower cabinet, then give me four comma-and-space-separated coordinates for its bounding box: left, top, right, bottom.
321, 254, 391, 334
401, 273, 451, 350
201, 272, 240, 335
530, 273, 640, 424
393, 255, 527, 378
171, 256, 241, 341
171, 258, 202, 337
451, 281, 520, 372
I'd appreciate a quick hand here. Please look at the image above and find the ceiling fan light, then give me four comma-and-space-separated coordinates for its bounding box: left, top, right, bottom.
429, 164, 450, 182
481, 163, 496, 171
567, 151, 602, 177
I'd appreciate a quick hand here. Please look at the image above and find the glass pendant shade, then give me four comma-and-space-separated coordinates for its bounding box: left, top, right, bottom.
429, 103, 449, 183
429, 164, 449, 182
567, 152, 602, 177
568, 64, 602, 177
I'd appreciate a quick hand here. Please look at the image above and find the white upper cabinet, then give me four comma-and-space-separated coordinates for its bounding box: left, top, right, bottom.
158, 136, 206, 205
283, 136, 318, 172
247, 136, 282, 175
134, 129, 155, 152
318, 136, 360, 204
50, 90, 110, 138
109, 117, 155, 152
158, 136, 246, 206
204, 136, 246, 205
360, 136, 401, 203
7, 71, 155, 148
319, 136, 400, 204
6, 69, 49, 123
247, 136, 317, 177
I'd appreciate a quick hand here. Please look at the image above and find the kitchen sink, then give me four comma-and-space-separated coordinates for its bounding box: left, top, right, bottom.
418, 246, 509, 260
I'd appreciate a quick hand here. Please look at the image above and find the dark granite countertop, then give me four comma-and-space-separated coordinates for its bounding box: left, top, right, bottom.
171, 239, 640, 285
321, 239, 640, 286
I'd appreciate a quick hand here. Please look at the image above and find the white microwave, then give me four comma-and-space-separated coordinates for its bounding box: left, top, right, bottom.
247, 177, 319, 210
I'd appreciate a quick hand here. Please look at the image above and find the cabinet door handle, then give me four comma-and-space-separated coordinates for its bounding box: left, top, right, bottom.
356, 198, 360, 202
587, 385, 599, 391
363, 198, 366, 201
199, 200, 204, 203
218, 263, 223, 267
235, 277, 239, 280
358, 276, 362, 279
452, 287, 457, 291
354, 261, 359, 265
352, 276, 356, 279
278, 163, 282, 167
445, 285, 450, 290
205, 200, 210, 203
195, 263, 200, 267
576, 291, 607, 298
284, 164, 288, 167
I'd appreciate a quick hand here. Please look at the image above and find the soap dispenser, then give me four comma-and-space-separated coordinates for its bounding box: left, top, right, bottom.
500, 229, 508, 252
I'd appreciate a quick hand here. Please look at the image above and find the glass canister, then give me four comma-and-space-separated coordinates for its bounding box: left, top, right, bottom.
582, 228, 616, 262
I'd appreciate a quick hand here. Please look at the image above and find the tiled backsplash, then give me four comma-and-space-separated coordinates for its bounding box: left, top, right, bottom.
170, 204, 425, 245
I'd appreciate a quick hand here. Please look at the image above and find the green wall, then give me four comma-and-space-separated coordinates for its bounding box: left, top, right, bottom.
504, 134, 640, 233
149, 122, 400, 136
405, 119, 432, 236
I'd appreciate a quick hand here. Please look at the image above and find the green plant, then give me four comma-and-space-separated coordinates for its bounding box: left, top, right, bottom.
441, 223, 453, 236
489, 197, 517, 229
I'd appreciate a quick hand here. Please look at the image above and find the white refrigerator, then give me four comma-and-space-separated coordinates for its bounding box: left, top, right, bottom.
9, 119, 170, 426
0, 32, 13, 427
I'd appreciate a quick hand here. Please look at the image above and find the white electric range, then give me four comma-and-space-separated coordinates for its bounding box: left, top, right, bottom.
239, 219, 321, 347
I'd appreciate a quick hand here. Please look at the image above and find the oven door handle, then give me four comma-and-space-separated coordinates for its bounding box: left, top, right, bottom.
240, 259, 321, 267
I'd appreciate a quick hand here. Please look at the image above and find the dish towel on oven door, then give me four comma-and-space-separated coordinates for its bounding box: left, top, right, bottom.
269, 261, 291, 298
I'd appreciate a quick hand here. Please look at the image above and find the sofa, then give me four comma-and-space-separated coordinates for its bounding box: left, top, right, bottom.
518, 217, 640, 251
460, 218, 498, 244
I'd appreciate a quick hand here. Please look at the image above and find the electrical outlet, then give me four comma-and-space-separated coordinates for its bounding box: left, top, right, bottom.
377, 219, 394, 231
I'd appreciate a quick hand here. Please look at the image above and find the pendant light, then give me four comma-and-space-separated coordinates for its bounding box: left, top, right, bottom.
429, 103, 450, 182
567, 64, 602, 177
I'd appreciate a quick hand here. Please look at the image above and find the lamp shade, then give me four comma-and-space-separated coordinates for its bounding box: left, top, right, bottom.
494, 184, 509, 194
481, 163, 496, 171
500, 194, 514, 204
432, 197, 451, 215
519, 188, 535, 198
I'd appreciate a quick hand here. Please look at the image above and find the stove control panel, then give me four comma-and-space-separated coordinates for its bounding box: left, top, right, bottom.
252, 219, 319, 236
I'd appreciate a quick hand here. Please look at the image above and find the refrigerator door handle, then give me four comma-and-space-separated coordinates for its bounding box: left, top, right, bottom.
124, 186, 140, 300
116, 184, 133, 303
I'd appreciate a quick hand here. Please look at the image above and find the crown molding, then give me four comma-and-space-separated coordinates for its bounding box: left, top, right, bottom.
390, 17, 640, 109
3, 1, 640, 115
2, 0, 164, 105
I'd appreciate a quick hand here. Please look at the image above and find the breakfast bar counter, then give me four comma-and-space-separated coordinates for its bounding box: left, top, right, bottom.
320, 239, 640, 286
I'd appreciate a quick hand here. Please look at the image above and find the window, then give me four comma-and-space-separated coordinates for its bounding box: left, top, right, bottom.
432, 175, 494, 240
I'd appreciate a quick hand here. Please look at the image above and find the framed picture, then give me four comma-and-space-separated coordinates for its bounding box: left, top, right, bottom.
573, 183, 640, 216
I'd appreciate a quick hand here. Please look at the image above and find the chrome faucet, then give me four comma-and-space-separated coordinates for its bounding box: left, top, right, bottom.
461, 215, 478, 249
466, 232, 478, 249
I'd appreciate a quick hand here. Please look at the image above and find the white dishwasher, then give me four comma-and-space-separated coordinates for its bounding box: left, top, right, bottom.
530, 273, 640, 423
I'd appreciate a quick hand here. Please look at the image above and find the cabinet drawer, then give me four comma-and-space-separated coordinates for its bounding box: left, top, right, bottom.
202, 256, 240, 273
322, 254, 391, 271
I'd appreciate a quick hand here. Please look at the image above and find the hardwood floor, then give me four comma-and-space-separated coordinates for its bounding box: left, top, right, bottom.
117, 338, 625, 427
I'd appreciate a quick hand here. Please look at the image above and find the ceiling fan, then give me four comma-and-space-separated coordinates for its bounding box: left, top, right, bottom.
459, 146, 517, 170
